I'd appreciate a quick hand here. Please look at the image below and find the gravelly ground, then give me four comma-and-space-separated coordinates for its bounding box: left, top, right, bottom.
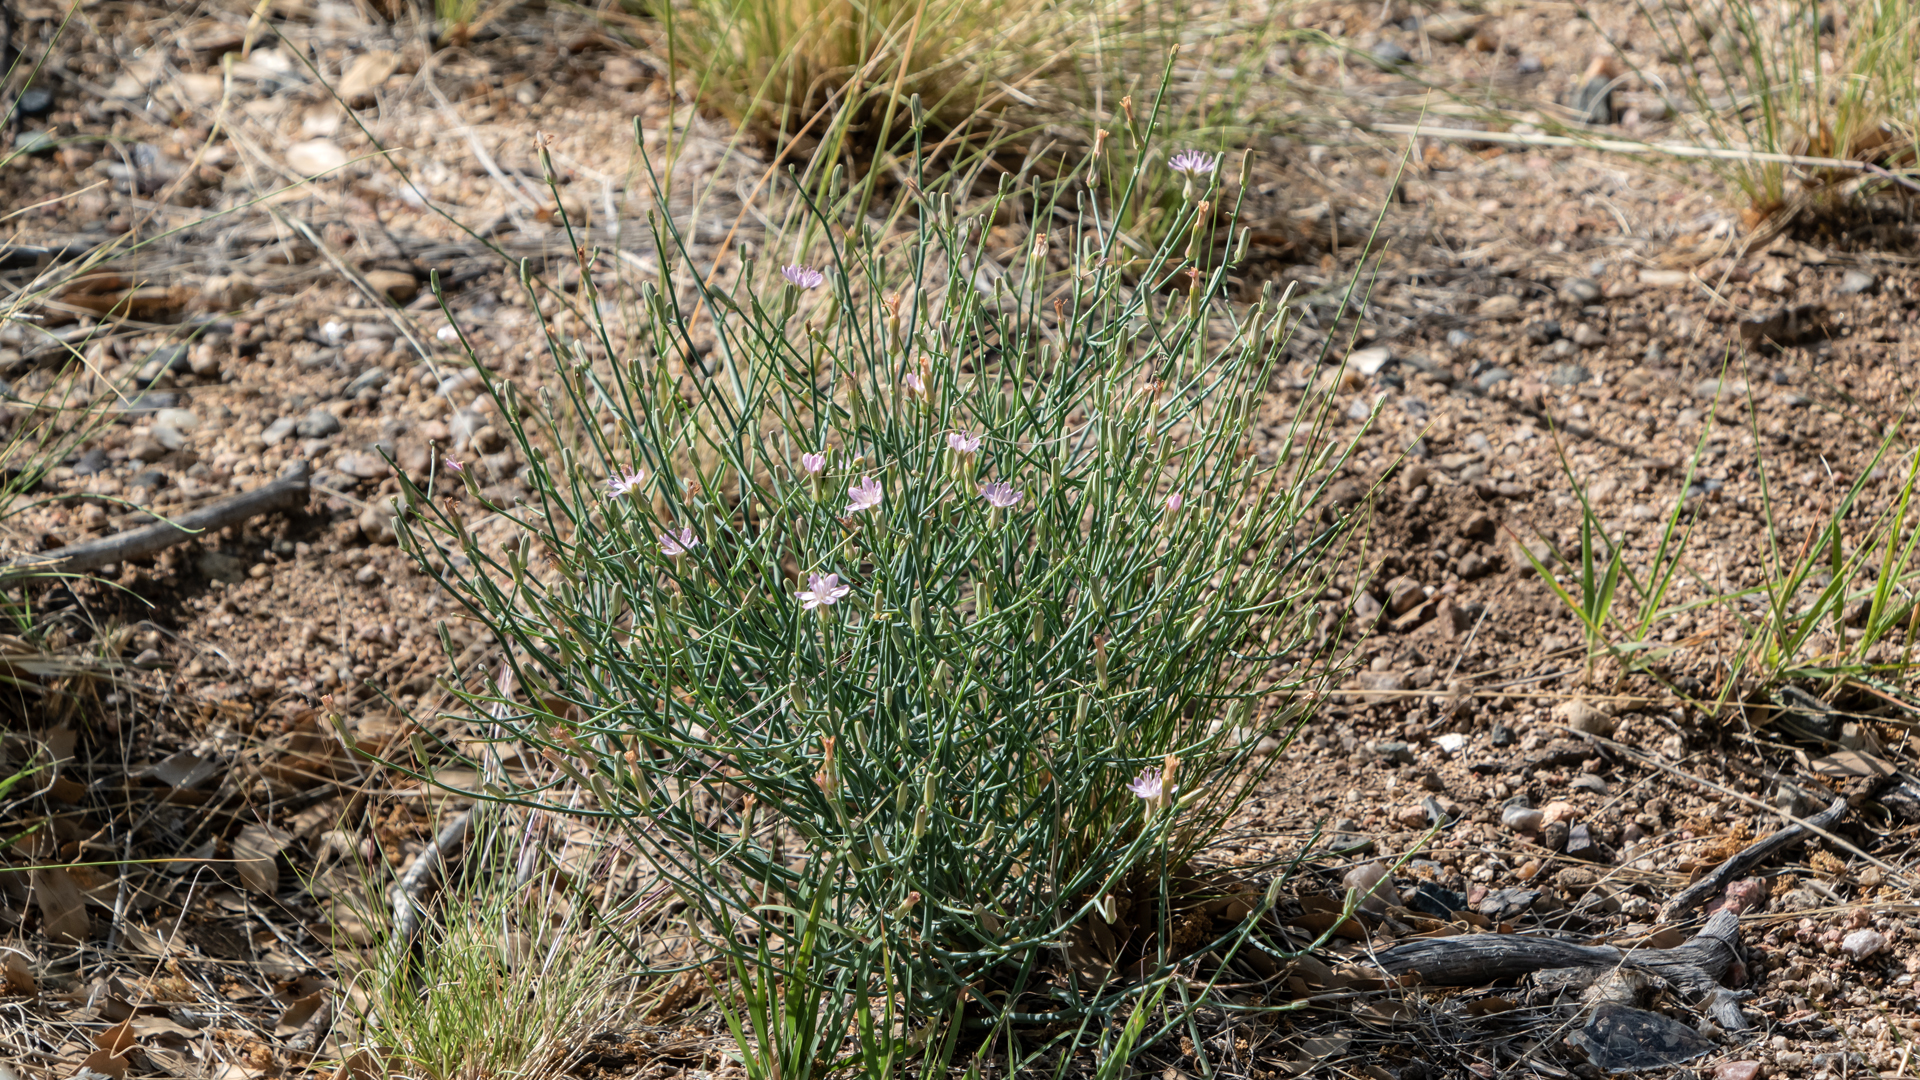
2, 1, 1918, 1078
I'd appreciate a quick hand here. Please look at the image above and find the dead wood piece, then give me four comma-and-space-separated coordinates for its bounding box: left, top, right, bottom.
0, 468, 309, 583
1374, 910, 1750, 1029
391, 808, 473, 944
1661, 795, 1849, 921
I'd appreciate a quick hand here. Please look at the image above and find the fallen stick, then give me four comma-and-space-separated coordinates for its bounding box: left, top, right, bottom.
1659, 794, 1850, 922
391, 808, 473, 945
1373, 909, 1752, 1030
0, 467, 309, 583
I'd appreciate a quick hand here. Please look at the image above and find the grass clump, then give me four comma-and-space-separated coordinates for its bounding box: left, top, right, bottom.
1526, 379, 1920, 711
1633, 0, 1920, 223
338, 804, 644, 1080
395, 105, 1354, 1069
653, 0, 1085, 145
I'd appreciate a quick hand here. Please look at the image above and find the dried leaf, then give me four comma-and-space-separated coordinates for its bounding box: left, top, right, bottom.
143, 748, 224, 790
95, 1019, 137, 1055
337, 50, 399, 103
130, 1015, 201, 1041
1288, 911, 1367, 941
1355, 999, 1416, 1026
326, 1049, 387, 1080
1, 951, 32, 995
79, 1049, 129, 1080
30, 868, 90, 943
232, 824, 293, 896
1810, 750, 1895, 780
275, 992, 325, 1037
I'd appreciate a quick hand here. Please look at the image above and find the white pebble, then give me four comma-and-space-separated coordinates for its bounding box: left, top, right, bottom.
1842, 928, 1887, 959
1502, 805, 1544, 832
1343, 861, 1395, 914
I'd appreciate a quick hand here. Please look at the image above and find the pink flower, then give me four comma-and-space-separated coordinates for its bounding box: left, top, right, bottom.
1126, 770, 1163, 801
782, 264, 825, 289
801, 452, 827, 474
1168, 150, 1219, 177
798, 572, 851, 610
846, 475, 883, 513
660, 526, 699, 557
444, 458, 464, 473
978, 481, 1022, 509
903, 371, 928, 399
947, 431, 981, 454
606, 469, 647, 498
1165, 491, 1183, 512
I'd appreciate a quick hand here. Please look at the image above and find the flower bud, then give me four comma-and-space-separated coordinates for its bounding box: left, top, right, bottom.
910, 597, 925, 634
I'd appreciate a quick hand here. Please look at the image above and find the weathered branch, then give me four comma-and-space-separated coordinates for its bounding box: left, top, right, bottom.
1373, 910, 1751, 1029
1661, 794, 1849, 921
0, 467, 309, 583
391, 809, 473, 944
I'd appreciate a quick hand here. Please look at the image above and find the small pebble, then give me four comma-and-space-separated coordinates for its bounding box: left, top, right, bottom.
1541, 820, 1569, 853
1842, 928, 1887, 959
296, 408, 343, 439
1375, 740, 1415, 765
1837, 269, 1877, 295
1542, 800, 1579, 824
1560, 277, 1602, 304
1551, 699, 1615, 736
1502, 803, 1544, 832
1473, 366, 1514, 391
1372, 41, 1412, 65
1343, 861, 1396, 912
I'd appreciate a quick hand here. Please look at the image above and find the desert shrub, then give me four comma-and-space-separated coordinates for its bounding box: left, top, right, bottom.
397, 116, 1354, 1065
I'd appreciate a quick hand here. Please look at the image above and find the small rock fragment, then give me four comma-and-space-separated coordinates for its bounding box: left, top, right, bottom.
1564, 823, 1610, 862
1422, 11, 1482, 42
261, 416, 297, 446
1371, 41, 1412, 66
1375, 740, 1414, 765
1551, 699, 1615, 737
1343, 861, 1396, 913
1837, 269, 1877, 295
1842, 928, 1887, 959
286, 138, 347, 176
296, 409, 343, 439
1542, 820, 1569, 853
1502, 803, 1544, 832
364, 269, 418, 303
1560, 277, 1603, 304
